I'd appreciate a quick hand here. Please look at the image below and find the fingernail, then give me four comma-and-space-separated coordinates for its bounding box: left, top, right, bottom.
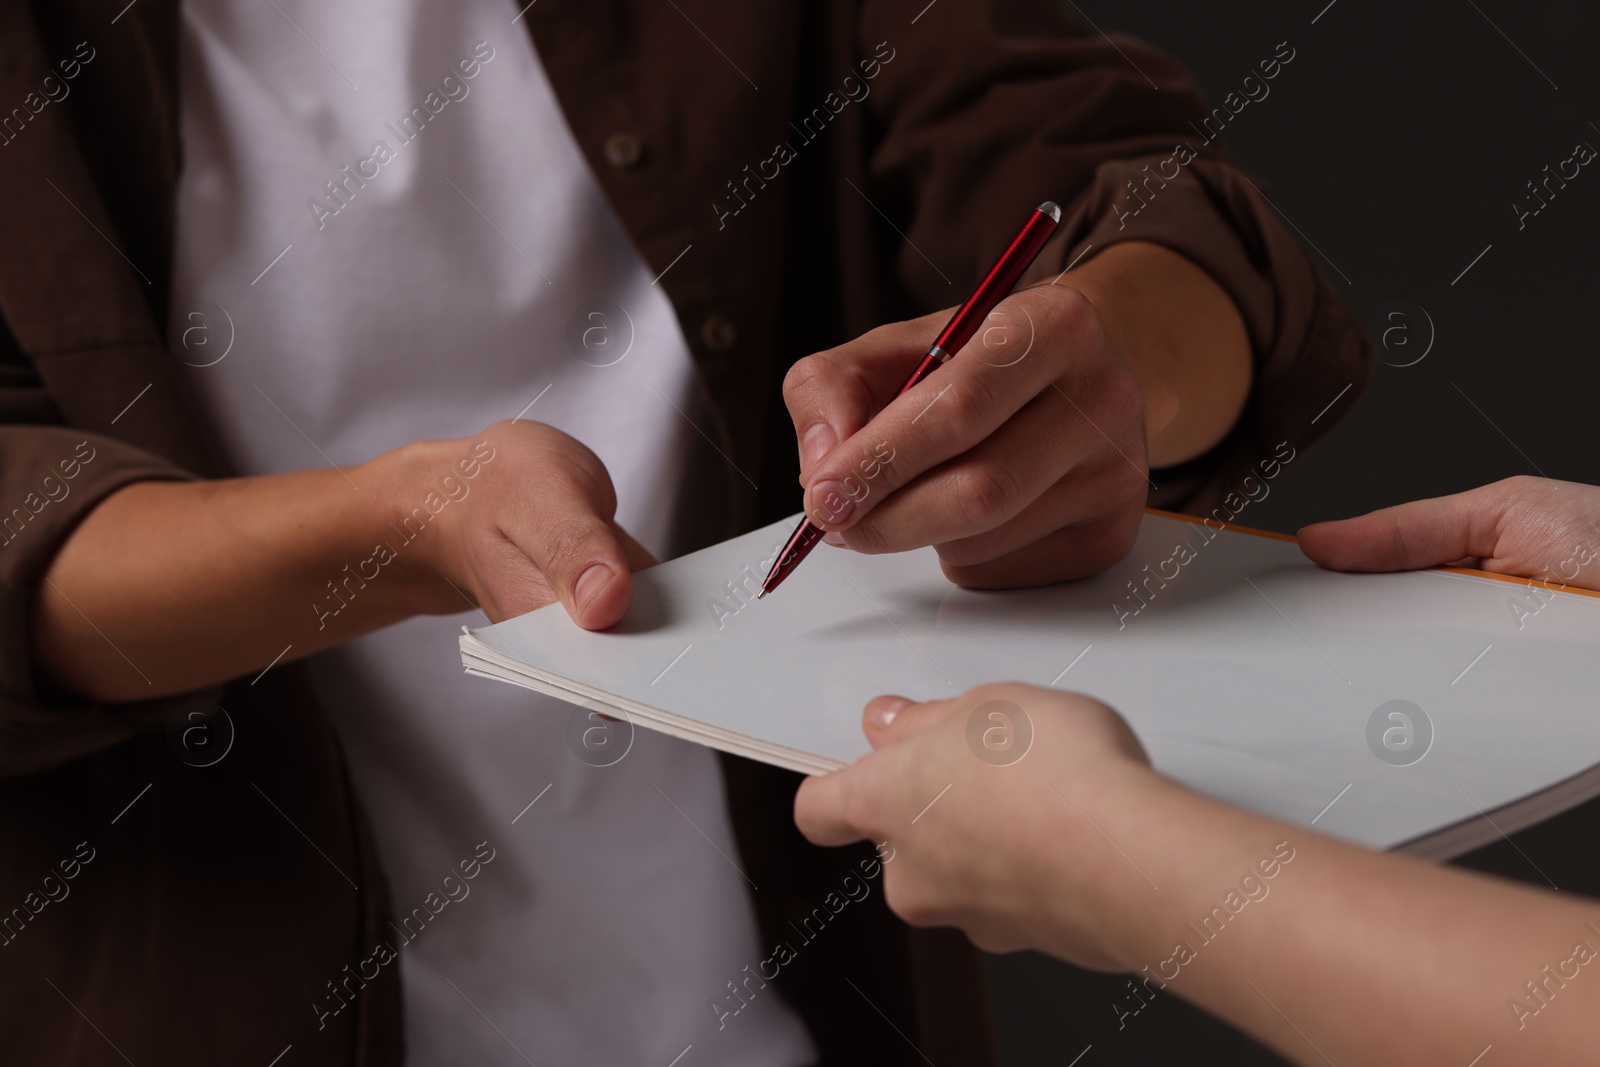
574, 563, 614, 613
867, 697, 911, 729
810, 481, 855, 528
823, 530, 846, 547
800, 423, 837, 471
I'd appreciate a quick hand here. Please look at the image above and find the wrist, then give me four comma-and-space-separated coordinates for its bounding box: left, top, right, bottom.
1048, 265, 1181, 449
1049, 241, 1250, 468
361, 432, 507, 617
1029, 759, 1176, 970
1082, 775, 1306, 980
354, 438, 463, 615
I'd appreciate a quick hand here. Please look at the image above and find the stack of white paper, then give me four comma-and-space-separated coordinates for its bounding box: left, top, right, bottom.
462, 511, 1600, 859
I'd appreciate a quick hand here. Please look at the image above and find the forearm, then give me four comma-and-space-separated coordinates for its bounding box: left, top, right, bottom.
1059, 241, 1252, 468
33, 441, 453, 702
1057, 775, 1600, 1065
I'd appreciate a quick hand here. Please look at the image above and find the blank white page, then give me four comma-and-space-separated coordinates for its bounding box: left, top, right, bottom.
464, 511, 1600, 857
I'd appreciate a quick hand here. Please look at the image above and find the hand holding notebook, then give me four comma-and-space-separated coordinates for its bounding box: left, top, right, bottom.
787, 477, 1600, 1067
463, 477, 1600, 860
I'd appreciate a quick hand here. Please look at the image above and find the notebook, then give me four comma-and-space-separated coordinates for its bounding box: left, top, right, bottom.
461, 509, 1600, 860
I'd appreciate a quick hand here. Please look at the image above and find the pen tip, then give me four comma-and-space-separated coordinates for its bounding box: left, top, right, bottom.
1038, 200, 1061, 223
755, 588, 766, 599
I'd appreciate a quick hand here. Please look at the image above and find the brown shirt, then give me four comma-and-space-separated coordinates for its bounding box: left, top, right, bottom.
0, 1, 1371, 1064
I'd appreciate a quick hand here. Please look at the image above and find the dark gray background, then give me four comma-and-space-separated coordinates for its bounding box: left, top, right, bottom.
983, 1, 1600, 1063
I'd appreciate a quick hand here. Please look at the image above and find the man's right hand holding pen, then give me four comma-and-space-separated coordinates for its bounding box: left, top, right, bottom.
783, 240, 1253, 589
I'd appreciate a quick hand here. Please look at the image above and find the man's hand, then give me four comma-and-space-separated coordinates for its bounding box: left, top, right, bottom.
783, 242, 1251, 589
35, 419, 654, 701
1300, 475, 1600, 592
794, 681, 1158, 968
784, 284, 1150, 588
389, 420, 656, 628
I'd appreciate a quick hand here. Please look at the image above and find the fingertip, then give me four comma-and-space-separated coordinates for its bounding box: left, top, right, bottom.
804, 480, 857, 533
861, 694, 953, 748
792, 771, 864, 847
1296, 517, 1358, 568
572, 562, 631, 630
1295, 519, 1334, 556
1299, 502, 1459, 574
863, 695, 911, 741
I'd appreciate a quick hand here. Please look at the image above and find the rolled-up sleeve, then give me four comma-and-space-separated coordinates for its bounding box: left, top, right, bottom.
858, 0, 1373, 511
0, 422, 197, 776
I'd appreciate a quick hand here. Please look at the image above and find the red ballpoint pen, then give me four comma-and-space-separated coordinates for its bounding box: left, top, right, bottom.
757, 199, 1063, 598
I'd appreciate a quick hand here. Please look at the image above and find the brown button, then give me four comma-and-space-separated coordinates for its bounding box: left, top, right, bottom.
701, 314, 738, 352
602, 132, 643, 169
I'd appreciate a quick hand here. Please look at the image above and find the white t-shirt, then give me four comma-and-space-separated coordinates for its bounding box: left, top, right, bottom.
170, 1, 816, 1063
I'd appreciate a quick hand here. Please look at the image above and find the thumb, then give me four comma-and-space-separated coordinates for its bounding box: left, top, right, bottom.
546, 522, 633, 630
512, 478, 634, 631
1298, 489, 1496, 573
862, 694, 953, 749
